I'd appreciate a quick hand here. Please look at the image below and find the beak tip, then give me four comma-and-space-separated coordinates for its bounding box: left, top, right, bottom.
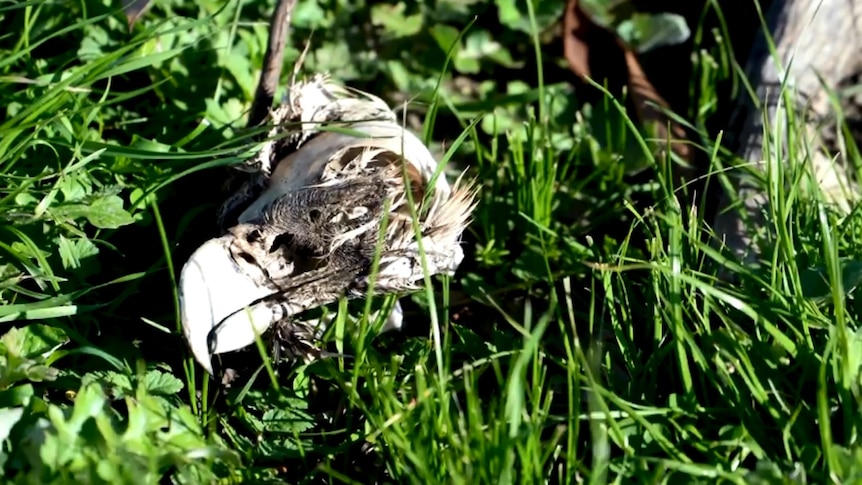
183, 312, 215, 375
199, 359, 215, 377
191, 337, 215, 375
179, 236, 279, 376
179, 239, 224, 377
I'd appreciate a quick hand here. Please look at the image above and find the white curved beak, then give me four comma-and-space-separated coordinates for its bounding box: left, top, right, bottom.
178, 236, 276, 374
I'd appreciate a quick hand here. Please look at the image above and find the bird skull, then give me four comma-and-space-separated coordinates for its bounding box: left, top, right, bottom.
179, 77, 476, 374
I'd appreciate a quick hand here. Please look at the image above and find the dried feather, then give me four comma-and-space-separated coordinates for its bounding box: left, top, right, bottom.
180, 72, 478, 374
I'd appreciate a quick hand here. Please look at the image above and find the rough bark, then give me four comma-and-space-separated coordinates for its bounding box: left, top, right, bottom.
713, 0, 862, 263
247, 0, 297, 129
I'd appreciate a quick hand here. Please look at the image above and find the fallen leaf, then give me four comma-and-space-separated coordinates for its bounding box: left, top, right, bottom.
562, 0, 593, 78
624, 47, 694, 169
562, 0, 695, 184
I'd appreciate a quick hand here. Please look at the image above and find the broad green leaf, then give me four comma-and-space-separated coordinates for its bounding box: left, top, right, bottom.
81, 370, 132, 396
56, 235, 100, 271
67, 383, 108, 434
83, 369, 184, 398
0, 383, 34, 407
843, 328, 862, 389
309, 41, 359, 80
292, 0, 329, 29
385, 59, 413, 92
0, 325, 65, 388
141, 369, 184, 396
463, 30, 517, 68
480, 107, 519, 136
617, 12, 691, 53
578, 0, 632, 28
205, 97, 246, 127
454, 56, 480, 75
0, 324, 68, 360
435, 0, 484, 22
429, 24, 461, 57
128, 135, 174, 154
832, 444, 862, 482
51, 195, 135, 229
59, 171, 93, 203
0, 407, 24, 443
755, 462, 803, 485
261, 407, 315, 435
129, 187, 157, 207
24, 364, 58, 382
8, 241, 51, 262
496, 0, 521, 30
496, 0, 564, 34
122, 395, 148, 442
801, 260, 862, 299
371, 3, 423, 38
84, 195, 136, 229
14, 192, 38, 207
221, 51, 256, 100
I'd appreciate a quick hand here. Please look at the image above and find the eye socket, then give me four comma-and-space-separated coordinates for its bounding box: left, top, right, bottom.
308, 209, 322, 222
237, 252, 256, 265
245, 229, 262, 243
271, 233, 295, 252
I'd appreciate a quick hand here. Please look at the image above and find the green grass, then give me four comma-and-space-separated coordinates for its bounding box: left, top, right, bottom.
3, 0, 862, 483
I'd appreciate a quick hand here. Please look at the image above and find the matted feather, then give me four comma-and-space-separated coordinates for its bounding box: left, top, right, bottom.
179, 70, 478, 374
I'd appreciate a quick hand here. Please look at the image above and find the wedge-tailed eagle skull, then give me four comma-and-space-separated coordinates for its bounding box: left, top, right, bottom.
179, 74, 477, 374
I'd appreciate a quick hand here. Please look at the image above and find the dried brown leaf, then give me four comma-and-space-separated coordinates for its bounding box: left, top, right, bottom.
562, 0, 694, 182
562, 0, 593, 78
122, 0, 152, 30
623, 49, 693, 167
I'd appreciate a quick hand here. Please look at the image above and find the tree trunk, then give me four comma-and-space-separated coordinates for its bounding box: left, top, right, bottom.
713, 0, 862, 263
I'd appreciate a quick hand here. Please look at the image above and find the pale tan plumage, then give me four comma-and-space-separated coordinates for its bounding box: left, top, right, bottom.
179, 74, 477, 374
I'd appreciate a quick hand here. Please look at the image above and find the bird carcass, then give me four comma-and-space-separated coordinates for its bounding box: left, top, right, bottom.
178, 74, 477, 375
